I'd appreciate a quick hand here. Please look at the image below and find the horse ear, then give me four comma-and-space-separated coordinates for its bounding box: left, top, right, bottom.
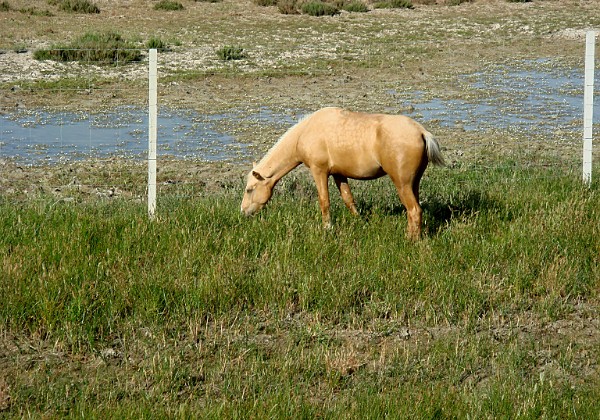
252, 171, 265, 181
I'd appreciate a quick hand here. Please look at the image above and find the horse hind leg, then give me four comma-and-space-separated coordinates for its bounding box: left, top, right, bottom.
333, 175, 359, 216
390, 176, 422, 240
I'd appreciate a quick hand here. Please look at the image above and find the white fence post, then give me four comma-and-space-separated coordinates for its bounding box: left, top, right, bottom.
583, 31, 596, 185
148, 49, 158, 218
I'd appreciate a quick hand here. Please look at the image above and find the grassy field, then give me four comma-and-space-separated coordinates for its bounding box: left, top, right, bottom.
1, 0, 600, 417
1, 165, 599, 417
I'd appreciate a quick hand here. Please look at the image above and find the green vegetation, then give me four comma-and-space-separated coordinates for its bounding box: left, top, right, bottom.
216, 45, 246, 60
0, 1, 10, 12
254, 0, 278, 5
342, 1, 369, 13
49, 0, 100, 14
254, 0, 368, 14
33, 31, 142, 64
301, 0, 339, 16
153, 0, 184, 11
146, 36, 167, 50
373, 0, 414, 9
19, 7, 54, 16
2, 0, 600, 417
1, 165, 599, 417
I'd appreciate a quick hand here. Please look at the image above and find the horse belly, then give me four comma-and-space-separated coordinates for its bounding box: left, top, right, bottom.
329, 149, 385, 180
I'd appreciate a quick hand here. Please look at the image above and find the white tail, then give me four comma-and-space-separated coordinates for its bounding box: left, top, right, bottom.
423, 132, 445, 167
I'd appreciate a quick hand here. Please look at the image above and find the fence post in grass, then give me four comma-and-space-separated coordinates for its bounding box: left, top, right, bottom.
148, 49, 158, 218
583, 31, 596, 185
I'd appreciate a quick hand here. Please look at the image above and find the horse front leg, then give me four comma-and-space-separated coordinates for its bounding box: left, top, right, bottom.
333, 175, 359, 216
310, 168, 332, 228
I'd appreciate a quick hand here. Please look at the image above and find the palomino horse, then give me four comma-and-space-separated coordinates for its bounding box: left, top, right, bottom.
241, 107, 445, 239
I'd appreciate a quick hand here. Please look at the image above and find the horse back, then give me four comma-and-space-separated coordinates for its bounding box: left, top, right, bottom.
297, 108, 427, 178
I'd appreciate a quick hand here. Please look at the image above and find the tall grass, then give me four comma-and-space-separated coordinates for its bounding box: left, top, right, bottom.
1, 165, 599, 416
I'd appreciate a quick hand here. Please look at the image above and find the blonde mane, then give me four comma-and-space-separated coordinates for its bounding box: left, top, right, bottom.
256, 112, 312, 167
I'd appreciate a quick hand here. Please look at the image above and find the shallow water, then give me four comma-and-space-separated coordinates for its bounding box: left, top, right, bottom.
395, 59, 598, 133
0, 60, 597, 163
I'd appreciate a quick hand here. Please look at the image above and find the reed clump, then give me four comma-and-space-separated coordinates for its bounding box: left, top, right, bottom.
33, 32, 142, 64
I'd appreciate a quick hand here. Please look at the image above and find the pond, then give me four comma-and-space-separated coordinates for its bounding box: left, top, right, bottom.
0, 106, 299, 164
0, 60, 597, 164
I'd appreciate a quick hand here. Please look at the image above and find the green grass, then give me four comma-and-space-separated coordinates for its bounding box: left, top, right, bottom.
1, 165, 599, 417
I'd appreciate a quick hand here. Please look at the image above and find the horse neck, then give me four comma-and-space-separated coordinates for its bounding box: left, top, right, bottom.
256, 128, 301, 183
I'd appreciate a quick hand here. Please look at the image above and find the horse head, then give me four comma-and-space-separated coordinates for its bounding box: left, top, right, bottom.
241, 170, 274, 216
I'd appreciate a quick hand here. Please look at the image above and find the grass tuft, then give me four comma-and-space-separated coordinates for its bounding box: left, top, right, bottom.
216, 45, 246, 60
33, 31, 142, 64
153, 0, 184, 11
51, 0, 100, 14
146, 36, 167, 50
373, 0, 413, 9
301, 0, 339, 16
342, 1, 369, 12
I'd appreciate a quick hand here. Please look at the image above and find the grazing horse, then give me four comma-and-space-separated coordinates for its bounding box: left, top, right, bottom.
241, 107, 445, 239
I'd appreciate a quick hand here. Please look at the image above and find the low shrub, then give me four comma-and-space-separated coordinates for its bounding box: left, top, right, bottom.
55, 0, 100, 14
153, 0, 184, 11
146, 36, 167, 50
0, 1, 10, 12
253, 0, 278, 5
216, 45, 246, 60
301, 0, 339, 16
342, 1, 369, 12
373, 0, 413, 9
33, 31, 142, 65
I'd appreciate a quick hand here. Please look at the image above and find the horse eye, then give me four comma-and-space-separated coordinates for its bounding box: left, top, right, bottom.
246, 188, 253, 194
